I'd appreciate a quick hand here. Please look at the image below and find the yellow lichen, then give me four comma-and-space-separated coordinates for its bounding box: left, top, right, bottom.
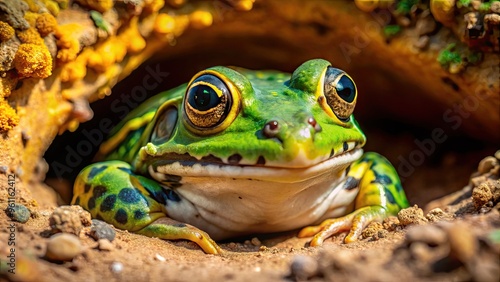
189, 10, 213, 29
13, 43, 53, 78
87, 37, 127, 72
55, 24, 82, 63
42, 0, 61, 16
121, 17, 146, 53
0, 100, 19, 132
166, 0, 185, 8
24, 11, 40, 27
16, 27, 45, 45
36, 13, 57, 37
0, 73, 18, 98
60, 50, 90, 82
154, 13, 176, 34
0, 21, 15, 42
75, 0, 113, 13
24, 0, 42, 13
144, 0, 165, 13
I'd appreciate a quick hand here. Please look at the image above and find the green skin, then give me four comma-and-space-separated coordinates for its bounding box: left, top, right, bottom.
73, 59, 409, 254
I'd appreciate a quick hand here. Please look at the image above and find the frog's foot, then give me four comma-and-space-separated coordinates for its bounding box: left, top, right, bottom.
298, 205, 387, 246
72, 160, 222, 254
137, 217, 223, 254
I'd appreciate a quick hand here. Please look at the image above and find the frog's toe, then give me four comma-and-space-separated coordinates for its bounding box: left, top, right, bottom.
137, 217, 223, 254
299, 206, 388, 246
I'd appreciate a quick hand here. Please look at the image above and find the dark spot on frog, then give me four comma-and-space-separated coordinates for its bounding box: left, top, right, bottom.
174, 223, 187, 228
384, 188, 397, 204
441, 77, 460, 91
228, 154, 242, 164
343, 177, 360, 190
372, 173, 393, 185
84, 184, 92, 193
114, 209, 128, 225
395, 183, 403, 192
93, 185, 107, 198
343, 142, 348, 152
21, 131, 30, 147
118, 188, 141, 203
256, 156, 266, 165
88, 166, 107, 180
117, 166, 133, 175
166, 189, 181, 202
74, 196, 81, 205
88, 197, 96, 210
134, 210, 146, 220
100, 195, 117, 212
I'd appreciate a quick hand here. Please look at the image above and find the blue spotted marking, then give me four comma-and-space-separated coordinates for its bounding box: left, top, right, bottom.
384, 188, 397, 204
88, 166, 107, 180
372, 172, 393, 185
93, 185, 107, 198
118, 188, 142, 203
166, 189, 181, 202
88, 197, 96, 210
134, 210, 146, 220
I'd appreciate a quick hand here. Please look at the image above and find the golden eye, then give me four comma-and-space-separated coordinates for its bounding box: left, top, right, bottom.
322, 67, 357, 121
183, 71, 241, 135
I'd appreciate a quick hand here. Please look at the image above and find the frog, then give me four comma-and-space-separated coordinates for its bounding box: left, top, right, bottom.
72, 59, 409, 254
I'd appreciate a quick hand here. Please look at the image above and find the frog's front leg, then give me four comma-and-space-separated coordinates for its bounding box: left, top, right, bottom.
298, 152, 409, 245
72, 160, 222, 254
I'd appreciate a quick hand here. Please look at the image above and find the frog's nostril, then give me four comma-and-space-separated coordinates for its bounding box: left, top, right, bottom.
307, 117, 322, 132
263, 120, 280, 138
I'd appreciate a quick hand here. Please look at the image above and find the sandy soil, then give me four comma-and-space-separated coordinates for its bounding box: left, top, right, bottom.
1, 138, 499, 282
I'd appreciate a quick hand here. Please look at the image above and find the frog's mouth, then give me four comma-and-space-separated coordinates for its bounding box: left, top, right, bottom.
148, 147, 363, 183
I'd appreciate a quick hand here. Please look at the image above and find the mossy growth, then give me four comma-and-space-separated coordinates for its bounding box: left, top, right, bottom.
457, 0, 471, 8
90, 10, 110, 33
437, 43, 462, 66
396, 0, 419, 14
383, 25, 401, 38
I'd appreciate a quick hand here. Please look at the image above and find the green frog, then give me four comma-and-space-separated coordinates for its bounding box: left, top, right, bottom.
72, 59, 409, 254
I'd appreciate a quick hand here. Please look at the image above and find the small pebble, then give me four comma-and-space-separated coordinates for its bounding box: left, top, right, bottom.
290, 255, 318, 280
398, 205, 429, 226
110, 261, 124, 273
0, 165, 8, 173
5, 204, 31, 223
45, 233, 82, 261
155, 254, 166, 262
98, 239, 114, 251
90, 219, 116, 241
477, 156, 498, 174
49, 205, 91, 235
250, 237, 261, 246
426, 208, 450, 222
472, 183, 493, 209
405, 225, 447, 246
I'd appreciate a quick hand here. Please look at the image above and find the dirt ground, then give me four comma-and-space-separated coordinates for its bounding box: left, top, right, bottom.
1, 133, 499, 282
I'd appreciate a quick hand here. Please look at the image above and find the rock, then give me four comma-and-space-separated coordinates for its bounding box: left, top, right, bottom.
398, 205, 429, 226
472, 183, 493, 209
477, 156, 498, 174
382, 216, 401, 231
361, 222, 384, 239
45, 233, 82, 261
444, 223, 478, 264
426, 208, 453, 222
110, 261, 124, 273
5, 203, 30, 223
49, 205, 92, 235
89, 219, 116, 241
405, 225, 447, 246
98, 239, 114, 251
250, 237, 261, 246
290, 255, 318, 280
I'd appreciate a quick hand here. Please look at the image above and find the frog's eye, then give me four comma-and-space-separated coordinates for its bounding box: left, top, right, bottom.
184, 72, 239, 134
151, 107, 178, 144
321, 67, 357, 121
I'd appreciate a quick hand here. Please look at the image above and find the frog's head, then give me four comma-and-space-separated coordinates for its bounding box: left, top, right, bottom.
139, 59, 366, 181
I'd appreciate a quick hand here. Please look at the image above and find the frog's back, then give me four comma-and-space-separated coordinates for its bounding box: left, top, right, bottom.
97, 84, 185, 162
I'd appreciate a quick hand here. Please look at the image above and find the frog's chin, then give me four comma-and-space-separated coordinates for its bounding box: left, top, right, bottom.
149, 148, 363, 183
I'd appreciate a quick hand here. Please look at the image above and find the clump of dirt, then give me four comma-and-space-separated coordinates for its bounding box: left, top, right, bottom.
1, 151, 499, 282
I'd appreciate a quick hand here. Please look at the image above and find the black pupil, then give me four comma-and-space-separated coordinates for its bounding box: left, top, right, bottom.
189, 84, 220, 111
336, 75, 356, 103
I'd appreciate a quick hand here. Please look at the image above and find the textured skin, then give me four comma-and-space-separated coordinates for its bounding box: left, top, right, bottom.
72, 59, 409, 253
